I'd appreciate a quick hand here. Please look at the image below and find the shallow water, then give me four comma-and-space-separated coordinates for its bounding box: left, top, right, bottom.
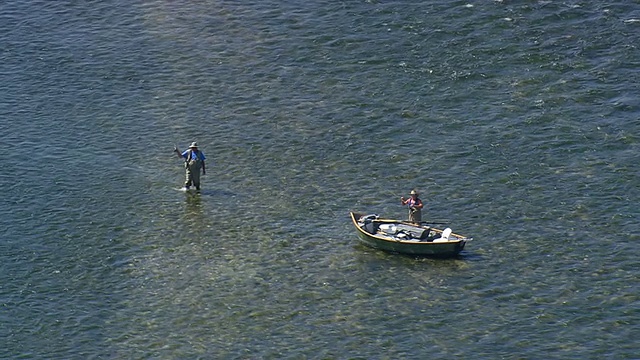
1, 1, 639, 358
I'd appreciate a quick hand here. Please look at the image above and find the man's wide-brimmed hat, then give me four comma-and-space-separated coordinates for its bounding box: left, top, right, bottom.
410, 190, 419, 195
189, 142, 198, 148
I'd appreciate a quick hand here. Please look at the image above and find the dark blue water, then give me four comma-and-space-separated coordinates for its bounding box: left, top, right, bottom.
1, 1, 638, 358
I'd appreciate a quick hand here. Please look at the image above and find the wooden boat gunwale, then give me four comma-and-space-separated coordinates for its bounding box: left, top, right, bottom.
349, 212, 470, 256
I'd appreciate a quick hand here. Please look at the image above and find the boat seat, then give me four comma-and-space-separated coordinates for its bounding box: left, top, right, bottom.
360, 214, 380, 234
419, 227, 432, 240
432, 228, 452, 243
363, 221, 379, 234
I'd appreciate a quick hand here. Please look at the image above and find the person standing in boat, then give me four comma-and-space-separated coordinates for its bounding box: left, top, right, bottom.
174, 141, 206, 190
401, 189, 423, 224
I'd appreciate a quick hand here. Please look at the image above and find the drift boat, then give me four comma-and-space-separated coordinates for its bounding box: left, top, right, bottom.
350, 212, 472, 257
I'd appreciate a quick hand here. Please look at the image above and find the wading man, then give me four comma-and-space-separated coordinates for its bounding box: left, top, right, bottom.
174, 142, 206, 191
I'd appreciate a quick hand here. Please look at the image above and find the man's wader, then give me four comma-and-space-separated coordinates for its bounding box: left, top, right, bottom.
185, 151, 203, 190
409, 207, 422, 224
406, 197, 422, 224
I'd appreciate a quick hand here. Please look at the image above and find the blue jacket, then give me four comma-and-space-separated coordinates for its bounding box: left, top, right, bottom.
181, 149, 206, 161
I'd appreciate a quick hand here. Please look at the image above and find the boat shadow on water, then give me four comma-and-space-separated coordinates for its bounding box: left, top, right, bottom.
355, 243, 481, 261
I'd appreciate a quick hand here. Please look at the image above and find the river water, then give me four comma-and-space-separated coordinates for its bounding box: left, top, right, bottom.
1, 1, 638, 359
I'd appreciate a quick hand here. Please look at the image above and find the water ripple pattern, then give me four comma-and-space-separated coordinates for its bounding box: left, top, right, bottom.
1, 1, 638, 358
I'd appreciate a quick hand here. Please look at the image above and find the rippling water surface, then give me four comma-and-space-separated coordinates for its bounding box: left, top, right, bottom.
1, 1, 638, 359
